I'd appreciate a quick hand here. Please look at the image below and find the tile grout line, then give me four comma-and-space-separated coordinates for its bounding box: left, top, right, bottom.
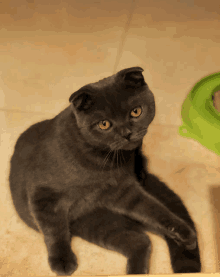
113, 0, 137, 74
0, 108, 56, 115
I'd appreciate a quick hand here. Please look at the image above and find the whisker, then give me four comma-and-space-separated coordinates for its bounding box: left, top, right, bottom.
110, 141, 119, 149
110, 140, 123, 151
101, 150, 112, 172
121, 150, 126, 165
111, 150, 116, 170
116, 150, 119, 173
118, 149, 120, 167
119, 150, 126, 174
132, 128, 148, 140
119, 150, 122, 170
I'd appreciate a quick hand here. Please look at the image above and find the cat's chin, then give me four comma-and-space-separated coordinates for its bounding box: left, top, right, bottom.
121, 140, 142, 151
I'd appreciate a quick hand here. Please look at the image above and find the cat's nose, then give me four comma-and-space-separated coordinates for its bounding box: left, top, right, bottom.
121, 128, 132, 140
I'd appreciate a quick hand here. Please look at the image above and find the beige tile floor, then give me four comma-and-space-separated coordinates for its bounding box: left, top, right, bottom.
1, 0, 220, 275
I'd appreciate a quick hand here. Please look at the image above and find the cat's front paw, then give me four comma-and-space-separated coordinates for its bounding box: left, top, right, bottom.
49, 251, 78, 276
173, 260, 201, 273
168, 224, 197, 250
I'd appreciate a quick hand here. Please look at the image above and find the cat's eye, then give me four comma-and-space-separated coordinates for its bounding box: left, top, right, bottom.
98, 120, 111, 130
130, 107, 142, 118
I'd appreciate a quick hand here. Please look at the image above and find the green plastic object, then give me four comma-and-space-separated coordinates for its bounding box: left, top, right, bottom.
179, 72, 220, 156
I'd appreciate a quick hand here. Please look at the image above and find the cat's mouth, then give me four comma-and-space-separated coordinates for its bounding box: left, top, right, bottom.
110, 129, 148, 151
111, 139, 143, 151
122, 139, 143, 150
122, 129, 148, 150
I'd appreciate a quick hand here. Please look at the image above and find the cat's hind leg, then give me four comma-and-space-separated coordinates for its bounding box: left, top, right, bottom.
69, 208, 151, 274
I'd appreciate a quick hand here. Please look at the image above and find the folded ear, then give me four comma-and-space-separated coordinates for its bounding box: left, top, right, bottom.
69, 88, 94, 111
117, 67, 146, 88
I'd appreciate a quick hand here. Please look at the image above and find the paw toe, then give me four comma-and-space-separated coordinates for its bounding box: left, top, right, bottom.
49, 253, 78, 276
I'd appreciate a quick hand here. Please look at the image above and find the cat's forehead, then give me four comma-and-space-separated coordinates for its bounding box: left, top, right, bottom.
89, 75, 142, 100
90, 87, 145, 119
89, 74, 117, 90
86, 74, 147, 111
87, 66, 146, 92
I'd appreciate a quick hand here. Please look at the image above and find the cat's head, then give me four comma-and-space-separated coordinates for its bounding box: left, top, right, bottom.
69, 67, 155, 151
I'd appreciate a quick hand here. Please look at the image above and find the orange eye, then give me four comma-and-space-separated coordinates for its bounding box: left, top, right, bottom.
98, 120, 111, 130
130, 107, 142, 118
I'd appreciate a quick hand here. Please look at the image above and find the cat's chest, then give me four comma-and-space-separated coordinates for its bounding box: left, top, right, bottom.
79, 164, 135, 186
61, 150, 137, 191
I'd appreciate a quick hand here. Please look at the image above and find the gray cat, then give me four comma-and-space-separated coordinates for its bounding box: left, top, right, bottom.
9, 67, 201, 275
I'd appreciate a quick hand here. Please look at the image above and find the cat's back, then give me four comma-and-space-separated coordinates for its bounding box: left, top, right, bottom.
9, 118, 56, 231
9, 117, 56, 184
14, 118, 53, 152
9, 107, 79, 182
